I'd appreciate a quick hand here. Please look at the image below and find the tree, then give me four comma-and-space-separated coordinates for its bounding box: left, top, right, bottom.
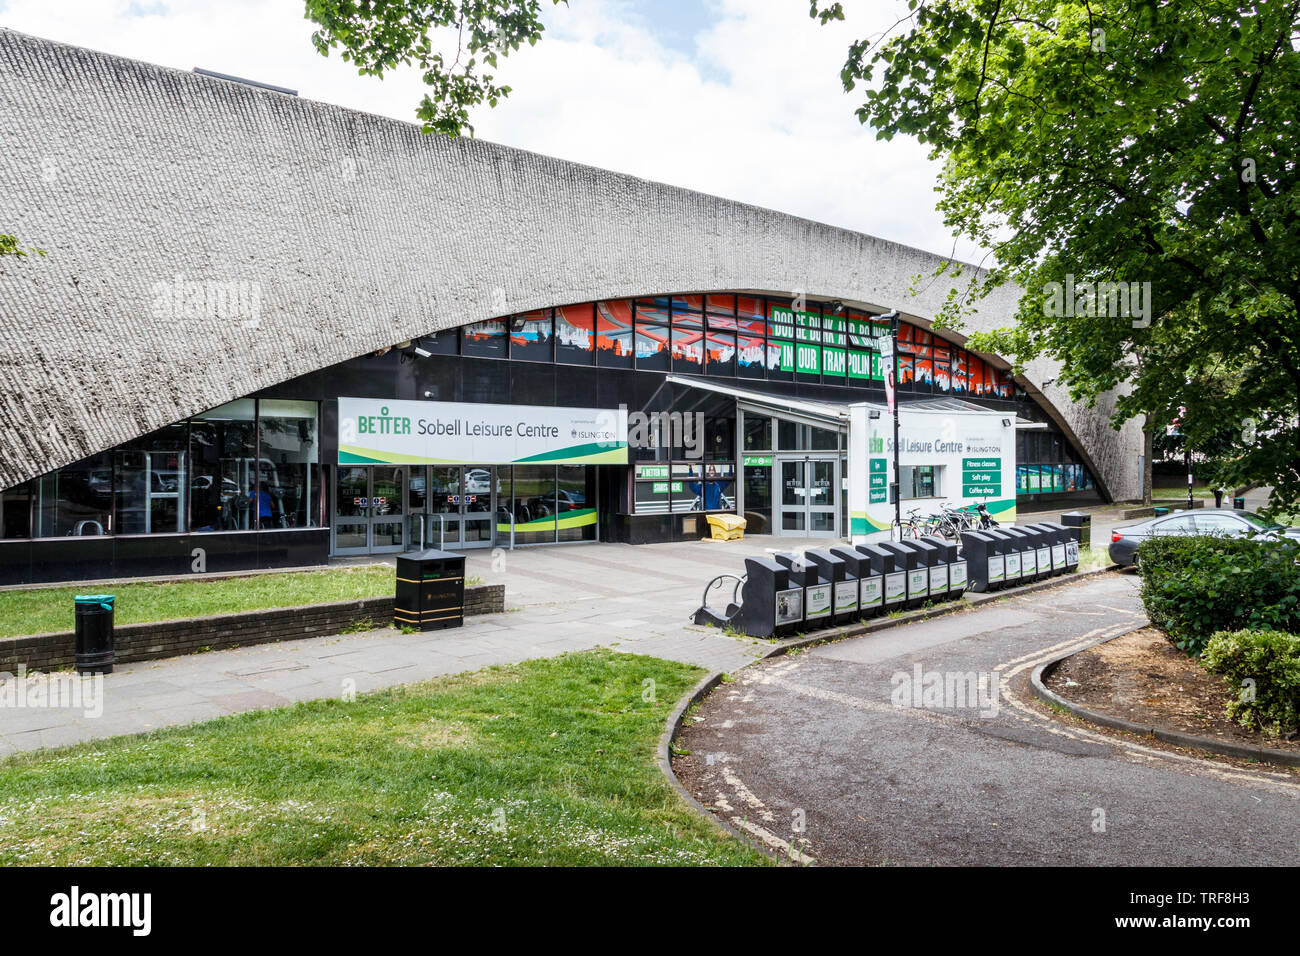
814, 0, 1300, 511
305, 0, 567, 137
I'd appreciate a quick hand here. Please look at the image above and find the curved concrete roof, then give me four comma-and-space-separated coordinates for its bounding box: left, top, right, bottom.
0, 29, 1140, 498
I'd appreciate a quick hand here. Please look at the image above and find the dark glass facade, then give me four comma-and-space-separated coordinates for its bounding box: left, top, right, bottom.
0, 291, 1095, 584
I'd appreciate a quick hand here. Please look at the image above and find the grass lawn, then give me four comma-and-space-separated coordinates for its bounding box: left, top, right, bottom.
0, 566, 398, 638
0, 650, 767, 866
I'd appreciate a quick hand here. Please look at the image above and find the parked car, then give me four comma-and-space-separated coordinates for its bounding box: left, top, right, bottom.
535, 490, 586, 514
1108, 508, 1300, 568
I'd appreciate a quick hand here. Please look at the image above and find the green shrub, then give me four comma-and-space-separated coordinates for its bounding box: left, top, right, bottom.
1136, 535, 1300, 655
1202, 629, 1300, 736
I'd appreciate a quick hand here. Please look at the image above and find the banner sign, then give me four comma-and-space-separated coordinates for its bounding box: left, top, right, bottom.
338, 398, 628, 466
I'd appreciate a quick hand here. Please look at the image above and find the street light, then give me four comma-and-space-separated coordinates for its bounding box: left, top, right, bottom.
877, 309, 902, 537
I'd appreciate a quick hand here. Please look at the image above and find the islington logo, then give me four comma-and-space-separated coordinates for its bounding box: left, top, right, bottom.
49, 887, 151, 936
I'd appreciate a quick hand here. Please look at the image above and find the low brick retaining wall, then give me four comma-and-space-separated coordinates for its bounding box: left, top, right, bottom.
0, 584, 505, 673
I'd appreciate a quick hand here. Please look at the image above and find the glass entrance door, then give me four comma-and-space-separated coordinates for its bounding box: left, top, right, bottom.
332, 466, 407, 554
777, 457, 839, 536
426, 466, 496, 550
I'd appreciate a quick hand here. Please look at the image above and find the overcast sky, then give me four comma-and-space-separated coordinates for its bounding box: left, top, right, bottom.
0, 0, 985, 264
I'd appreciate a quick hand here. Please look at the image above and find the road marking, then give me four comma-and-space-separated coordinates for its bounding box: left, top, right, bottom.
730, 816, 816, 865
997, 629, 1300, 795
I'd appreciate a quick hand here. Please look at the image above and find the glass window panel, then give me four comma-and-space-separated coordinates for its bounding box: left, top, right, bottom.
672, 294, 705, 314
421, 329, 459, 355
1, 481, 31, 538
507, 465, 557, 544
461, 318, 508, 358
116, 424, 188, 535
555, 303, 594, 364
671, 326, 704, 373
705, 417, 735, 461
933, 344, 952, 392
766, 339, 794, 380
635, 323, 670, 372
556, 464, 596, 541
737, 321, 765, 378
811, 426, 839, 451
35, 452, 112, 537
704, 330, 736, 377
969, 357, 987, 396
768, 304, 795, 340
897, 348, 914, 387
509, 310, 553, 362
743, 416, 772, 451
595, 300, 634, 368
742, 465, 771, 533
737, 296, 765, 326
635, 297, 671, 325
794, 309, 821, 345
115, 448, 186, 535
190, 401, 256, 532
914, 345, 934, 390
951, 352, 969, 394
257, 399, 319, 529
705, 294, 735, 316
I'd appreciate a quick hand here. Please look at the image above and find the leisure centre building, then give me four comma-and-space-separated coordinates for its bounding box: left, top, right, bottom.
0, 29, 1142, 585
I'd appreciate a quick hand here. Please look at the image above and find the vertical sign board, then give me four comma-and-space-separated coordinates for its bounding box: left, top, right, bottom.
848, 404, 1017, 543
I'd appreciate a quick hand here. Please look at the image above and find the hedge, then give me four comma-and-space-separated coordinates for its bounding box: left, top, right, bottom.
1136, 535, 1300, 655
1203, 629, 1300, 736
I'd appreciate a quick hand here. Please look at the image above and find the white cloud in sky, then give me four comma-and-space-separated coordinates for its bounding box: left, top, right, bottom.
0, 0, 987, 263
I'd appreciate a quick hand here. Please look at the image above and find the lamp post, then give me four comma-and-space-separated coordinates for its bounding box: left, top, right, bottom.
878, 309, 902, 537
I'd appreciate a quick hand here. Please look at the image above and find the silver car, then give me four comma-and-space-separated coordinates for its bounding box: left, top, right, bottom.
1108, 508, 1300, 568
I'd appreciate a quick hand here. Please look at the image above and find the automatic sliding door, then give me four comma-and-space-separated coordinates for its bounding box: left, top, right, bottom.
333, 466, 370, 554
777, 458, 839, 537
807, 459, 837, 535
779, 460, 806, 532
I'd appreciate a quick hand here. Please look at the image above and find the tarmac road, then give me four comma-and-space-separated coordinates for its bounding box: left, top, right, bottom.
675, 573, 1300, 866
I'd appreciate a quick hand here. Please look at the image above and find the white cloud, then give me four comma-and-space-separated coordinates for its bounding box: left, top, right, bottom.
0, 0, 986, 262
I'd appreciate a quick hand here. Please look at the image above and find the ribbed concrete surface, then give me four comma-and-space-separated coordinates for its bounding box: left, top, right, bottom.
0, 28, 1140, 498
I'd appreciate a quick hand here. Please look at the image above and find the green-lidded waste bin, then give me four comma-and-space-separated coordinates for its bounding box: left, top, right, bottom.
74, 594, 116, 674
1153, 507, 1170, 516
1233, 496, 1246, 510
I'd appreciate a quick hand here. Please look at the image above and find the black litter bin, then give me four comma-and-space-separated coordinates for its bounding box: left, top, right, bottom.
1233, 496, 1246, 510
1060, 511, 1091, 550
74, 594, 116, 674
395, 549, 466, 631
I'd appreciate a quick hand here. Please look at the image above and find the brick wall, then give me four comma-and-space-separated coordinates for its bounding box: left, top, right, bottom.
0, 584, 505, 673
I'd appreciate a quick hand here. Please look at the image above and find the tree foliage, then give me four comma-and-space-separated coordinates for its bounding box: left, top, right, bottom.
305, 0, 567, 137
814, 0, 1300, 510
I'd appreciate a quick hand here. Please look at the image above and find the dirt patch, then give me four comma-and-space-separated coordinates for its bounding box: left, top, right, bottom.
1047, 628, 1300, 754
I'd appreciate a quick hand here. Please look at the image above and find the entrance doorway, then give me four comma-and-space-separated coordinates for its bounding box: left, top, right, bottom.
777, 457, 839, 536
332, 465, 499, 555
424, 466, 497, 550
332, 465, 407, 555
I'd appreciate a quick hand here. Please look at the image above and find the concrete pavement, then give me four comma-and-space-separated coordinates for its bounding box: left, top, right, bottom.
675, 573, 1300, 865
0, 534, 832, 754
